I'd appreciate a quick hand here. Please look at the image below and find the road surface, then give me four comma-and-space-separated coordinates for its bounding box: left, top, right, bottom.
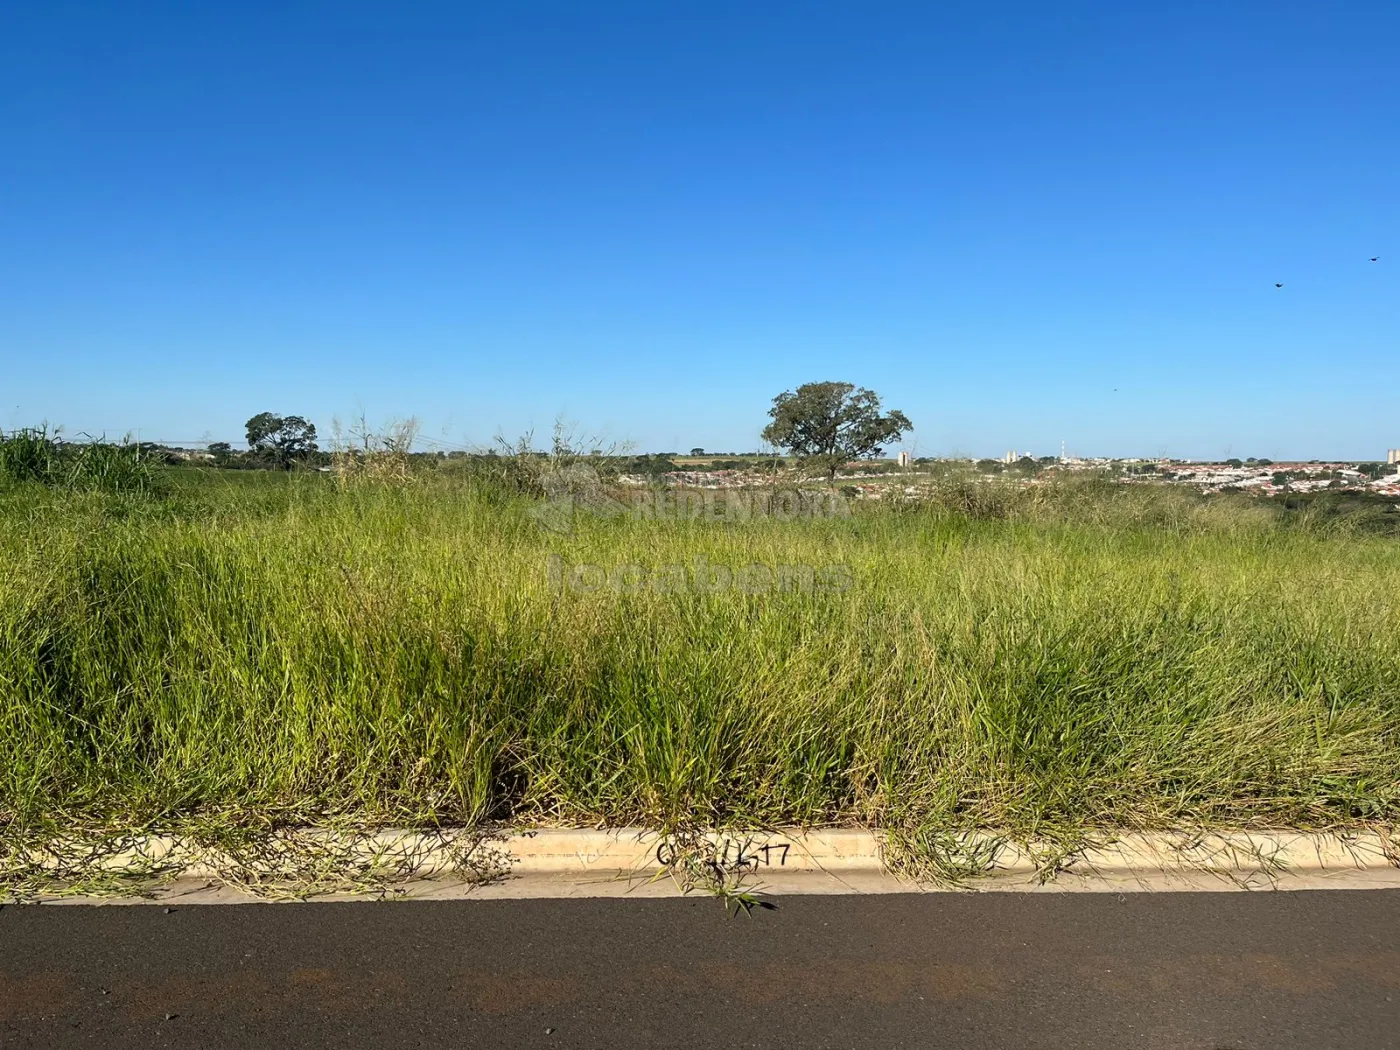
3, 892, 1398, 1048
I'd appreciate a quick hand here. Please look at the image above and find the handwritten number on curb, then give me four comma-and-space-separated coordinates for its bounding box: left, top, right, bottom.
654, 838, 789, 870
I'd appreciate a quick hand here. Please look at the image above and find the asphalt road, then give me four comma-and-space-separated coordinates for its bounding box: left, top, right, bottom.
3, 892, 1398, 1049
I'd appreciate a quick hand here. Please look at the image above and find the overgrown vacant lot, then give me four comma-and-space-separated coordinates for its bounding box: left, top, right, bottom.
2, 468, 1398, 855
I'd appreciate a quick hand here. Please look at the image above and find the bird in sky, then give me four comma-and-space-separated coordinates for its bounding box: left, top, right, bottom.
1275, 282, 1284, 288
1371, 256, 1380, 262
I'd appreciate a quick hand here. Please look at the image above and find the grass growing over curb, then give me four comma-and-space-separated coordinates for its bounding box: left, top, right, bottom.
2, 466, 1398, 887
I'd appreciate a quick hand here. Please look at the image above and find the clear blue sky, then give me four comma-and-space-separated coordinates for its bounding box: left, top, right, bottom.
3, 1, 1395, 459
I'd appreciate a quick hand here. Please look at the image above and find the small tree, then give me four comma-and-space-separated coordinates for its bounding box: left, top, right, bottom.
245, 412, 319, 469
689, 447, 705, 457
207, 441, 234, 465
760, 381, 912, 480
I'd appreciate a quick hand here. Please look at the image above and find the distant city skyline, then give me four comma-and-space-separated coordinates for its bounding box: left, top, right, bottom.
3, 2, 1396, 460
32, 429, 1399, 468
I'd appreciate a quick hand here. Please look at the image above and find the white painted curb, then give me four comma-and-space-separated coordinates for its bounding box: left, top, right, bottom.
9, 827, 1400, 902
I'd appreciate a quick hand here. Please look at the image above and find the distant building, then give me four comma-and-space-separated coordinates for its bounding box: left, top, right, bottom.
1389, 449, 1400, 465
897, 451, 911, 467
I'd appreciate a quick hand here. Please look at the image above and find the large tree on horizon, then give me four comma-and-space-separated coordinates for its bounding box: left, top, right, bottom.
245, 412, 319, 469
760, 381, 912, 479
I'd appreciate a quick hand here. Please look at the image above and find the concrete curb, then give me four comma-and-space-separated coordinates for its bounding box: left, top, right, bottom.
9, 827, 1400, 903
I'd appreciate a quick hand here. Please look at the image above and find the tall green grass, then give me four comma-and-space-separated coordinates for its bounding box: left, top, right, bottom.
0, 427, 158, 494
1, 468, 1397, 850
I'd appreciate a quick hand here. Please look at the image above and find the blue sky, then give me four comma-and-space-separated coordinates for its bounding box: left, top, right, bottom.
2, 1, 1395, 459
